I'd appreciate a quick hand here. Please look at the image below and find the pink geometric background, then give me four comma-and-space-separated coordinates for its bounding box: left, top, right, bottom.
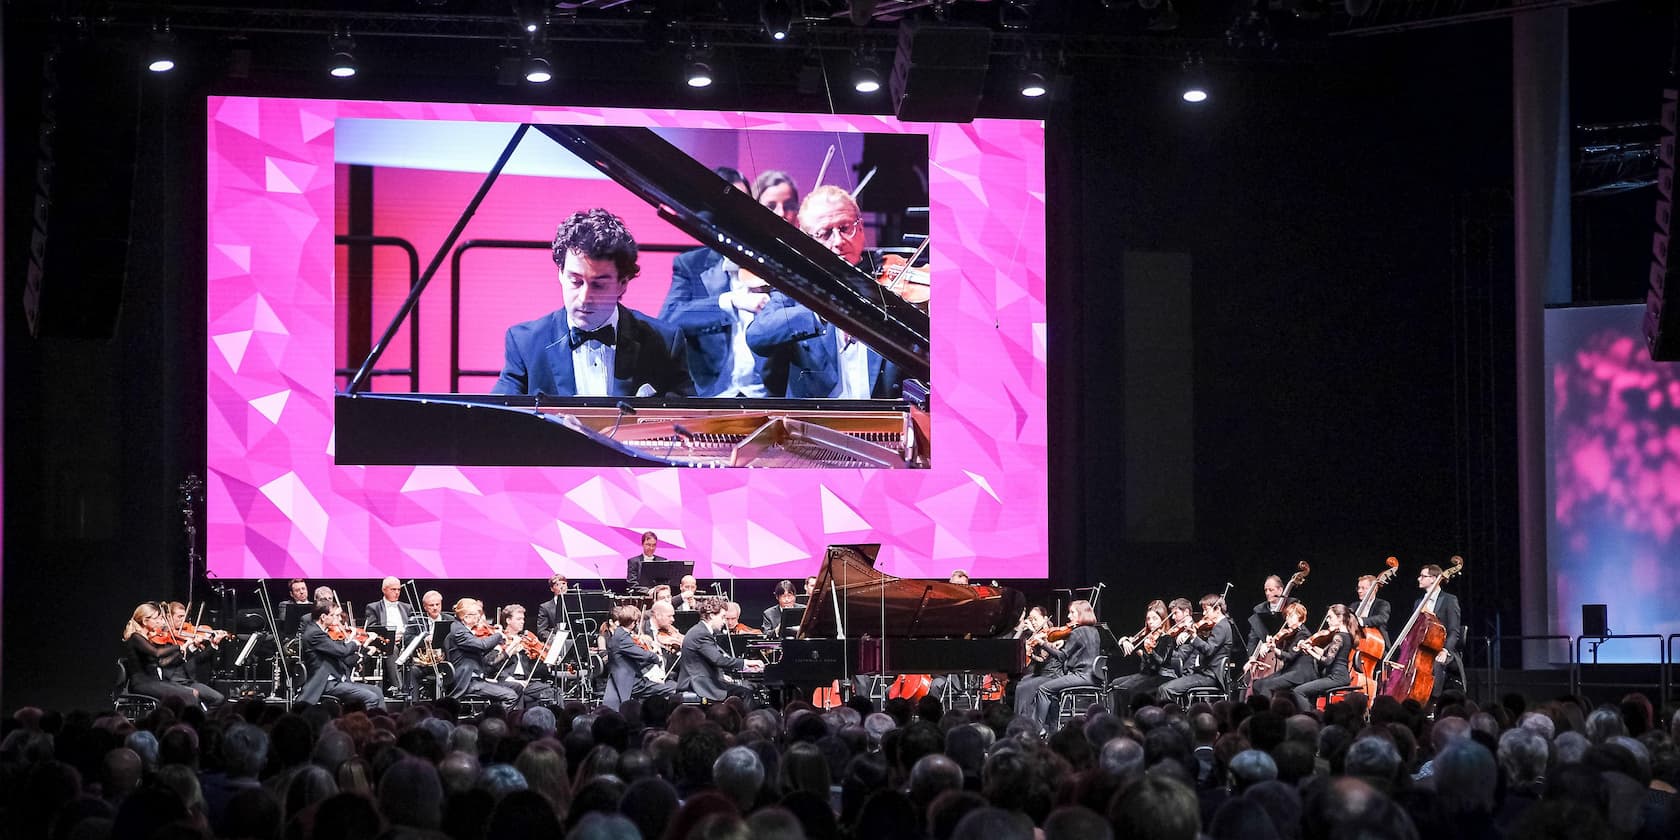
206, 97, 1047, 581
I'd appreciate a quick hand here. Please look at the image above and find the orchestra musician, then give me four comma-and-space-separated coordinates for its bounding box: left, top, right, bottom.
1247, 575, 1299, 656
486, 605, 560, 706
490, 208, 692, 399
442, 599, 520, 707
1015, 600, 1102, 726
1290, 605, 1359, 711
603, 605, 678, 710
297, 602, 384, 709
753, 170, 801, 224
1415, 564, 1465, 695
1354, 574, 1392, 647
802, 576, 818, 604
674, 598, 761, 705
288, 579, 310, 604
1159, 594, 1242, 704
1107, 600, 1179, 711
535, 574, 570, 638
627, 531, 666, 592
364, 577, 414, 699
650, 600, 685, 659
762, 580, 801, 636
674, 575, 701, 611
420, 591, 445, 621
1244, 601, 1309, 684
284, 578, 313, 637
122, 603, 224, 707
722, 602, 761, 635
745, 186, 905, 400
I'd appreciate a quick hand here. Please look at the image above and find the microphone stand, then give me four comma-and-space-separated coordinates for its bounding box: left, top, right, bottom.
252, 580, 290, 701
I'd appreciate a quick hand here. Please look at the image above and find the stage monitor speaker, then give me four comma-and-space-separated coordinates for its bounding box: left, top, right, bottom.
1646, 88, 1680, 360
1582, 603, 1608, 638
889, 22, 991, 124
23, 42, 140, 340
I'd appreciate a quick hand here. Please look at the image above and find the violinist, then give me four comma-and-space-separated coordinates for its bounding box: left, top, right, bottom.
443, 598, 520, 707
603, 604, 677, 710
1108, 600, 1178, 712
745, 186, 905, 400
1289, 605, 1359, 711
1244, 602, 1309, 675
650, 600, 685, 658
488, 605, 560, 706
722, 601, 762, 635
122, 602, 224, 707
164, 601, 230, 685
1015, 600, 1102, 726
296, 602, 384, 709
1159, 594, 1242, 704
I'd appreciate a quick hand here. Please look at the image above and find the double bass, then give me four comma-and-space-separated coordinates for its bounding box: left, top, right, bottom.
1347, 557, 1400, 693
1379, 556, 1464, 704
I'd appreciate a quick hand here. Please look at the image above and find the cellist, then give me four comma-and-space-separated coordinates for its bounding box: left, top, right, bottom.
1413, 564, 1465, 696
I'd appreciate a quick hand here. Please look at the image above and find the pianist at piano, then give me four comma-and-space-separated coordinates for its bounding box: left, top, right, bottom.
674, 598, 763, 705
490, 208, 694, 399
746, 187, 906, 401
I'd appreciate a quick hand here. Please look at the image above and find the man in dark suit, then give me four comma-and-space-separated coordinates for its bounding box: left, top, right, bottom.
1160, 595, 1243, 704
442, 598, 520, 707
535, 573, 571, 638
491, 208, 693, 398
761, 580, 801, 636
363, 576, 415, 699
1247, 575, 1299, 658
1353, 574, 1393, 648
745, 186, 904, 400
1414, 564, 1465, 695
297, 602, 384, 709
602, 605, 677, 710
627, 531, 666, 592
674, 598, 760, 704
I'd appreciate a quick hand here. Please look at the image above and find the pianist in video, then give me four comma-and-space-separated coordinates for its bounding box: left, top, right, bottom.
490, 208, 694, 398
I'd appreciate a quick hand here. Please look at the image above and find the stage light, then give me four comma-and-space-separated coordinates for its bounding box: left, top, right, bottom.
761, 0, 793, 41
685, 59, 714, 88
327, 33, 357, 79
1019, 71, 1048, 98
146, 26, 177, 73
852, 51, 881, 94
523, 55, 553, 84
1181, 56, 1208, 104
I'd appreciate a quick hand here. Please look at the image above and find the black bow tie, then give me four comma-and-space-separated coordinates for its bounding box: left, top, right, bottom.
569, 324, 616, 348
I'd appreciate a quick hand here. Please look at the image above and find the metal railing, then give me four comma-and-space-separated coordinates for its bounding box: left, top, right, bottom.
1572, 633, 1670, 706
1465, 633, 1574, 706
334, 235, 421, 393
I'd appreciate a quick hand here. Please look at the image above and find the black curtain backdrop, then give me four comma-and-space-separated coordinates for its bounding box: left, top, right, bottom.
18, 8, 1671, 711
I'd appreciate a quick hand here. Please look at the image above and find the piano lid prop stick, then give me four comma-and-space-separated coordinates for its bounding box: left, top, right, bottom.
814, 145, 836, 190
829, 576, 846, 640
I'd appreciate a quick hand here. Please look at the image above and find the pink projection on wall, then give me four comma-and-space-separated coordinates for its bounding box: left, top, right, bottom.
206, 97, 1047, 581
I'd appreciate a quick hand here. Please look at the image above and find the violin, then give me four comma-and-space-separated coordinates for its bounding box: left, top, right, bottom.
472, 622, 498, 638
148, 628, 177, 646
327, 625, 375, 644
874, 253, 930, 305
519, 631, 546, 661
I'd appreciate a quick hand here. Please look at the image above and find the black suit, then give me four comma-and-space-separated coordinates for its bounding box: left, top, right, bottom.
1160, 618, 1242, 703
536, 595, 571, 638
1357, 597, 1392, 647
443, 620, 520, 705
490, 305, 693, 398
126, 634, 224, 707
296, 623, 383, 708
603, 627, 677, 710
363, 599, 415, 695
673, 622, 754, 703
1247, 599, 1299, 656
1416, 590, 1466, 694
1016, 625, 1101, 725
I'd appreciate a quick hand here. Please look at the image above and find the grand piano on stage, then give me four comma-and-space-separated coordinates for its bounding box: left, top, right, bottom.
758, 544, 1027, 691
335, 123, 932, 469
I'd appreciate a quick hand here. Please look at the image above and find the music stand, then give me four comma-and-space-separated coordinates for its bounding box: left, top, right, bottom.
640, 560, 694, 589
776, 606, 806, 638
674, 611, 702, 633
277, 602, 310, 637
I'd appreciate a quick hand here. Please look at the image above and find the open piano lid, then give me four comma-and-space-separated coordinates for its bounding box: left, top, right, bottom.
530, 124, 930, 382
797, 544, 1021, 639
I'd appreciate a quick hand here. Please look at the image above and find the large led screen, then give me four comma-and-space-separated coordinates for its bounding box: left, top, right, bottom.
207, 97, 1047, 581
1545, 303, 1680, 662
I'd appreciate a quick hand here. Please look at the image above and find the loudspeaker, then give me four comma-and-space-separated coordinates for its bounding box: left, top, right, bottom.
1582, 603, 1608, 638
889, 22, 991, 124
24, 42, 140, 339
1646, 88, 1680, 360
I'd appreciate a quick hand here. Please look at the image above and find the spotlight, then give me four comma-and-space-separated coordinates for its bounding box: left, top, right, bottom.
146, 25, 177, 73
327, 33, 357, 79
852, 51, 881, 94
685, 59, 714, 88
1019, 71, 1048, 98
524, 54, 553, 84
1180, 56, 1208, 103
761, 0, 793, 41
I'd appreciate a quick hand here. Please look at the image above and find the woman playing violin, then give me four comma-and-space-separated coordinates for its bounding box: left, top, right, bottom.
1108, 600, 1178, 711
1014, 600, 1102, 727
1250, 604, 1356, 711
122, 602, 224, 707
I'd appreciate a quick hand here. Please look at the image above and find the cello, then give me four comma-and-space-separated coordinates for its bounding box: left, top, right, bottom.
1379, 556, 1464, 704
1347, 557, 1400, 693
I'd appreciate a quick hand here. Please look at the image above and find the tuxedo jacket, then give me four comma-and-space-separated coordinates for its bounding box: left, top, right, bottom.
673, 622, 744, 701
745, 292, 902, 399
1414, 591, 1463, 653
535, 596, 571, 638
1247, 599, 1300, 655
1037, 625, 1101, 679
603, 627, 667, 710
363, 599, 413, 637
443, 620, 505, 698
297, 623, 364, 705
658, 248, 774, 397
490, 305, 694, 398
1358, 597, 1393, 647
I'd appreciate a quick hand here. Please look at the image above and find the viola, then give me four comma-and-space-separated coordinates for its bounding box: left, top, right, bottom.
327, 625, 374, 644
632, 633, 657, 653
874, 254, 930, 305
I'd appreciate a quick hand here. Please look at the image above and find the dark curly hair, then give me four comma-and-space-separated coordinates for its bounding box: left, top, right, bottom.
552, 208, 640, 281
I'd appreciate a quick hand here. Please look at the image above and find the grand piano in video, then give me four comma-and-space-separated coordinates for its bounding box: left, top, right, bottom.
334, 123, 931, 469
757, 544, 1027, 689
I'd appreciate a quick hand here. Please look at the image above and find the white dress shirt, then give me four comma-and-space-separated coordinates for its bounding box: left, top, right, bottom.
569, 308, 620, 397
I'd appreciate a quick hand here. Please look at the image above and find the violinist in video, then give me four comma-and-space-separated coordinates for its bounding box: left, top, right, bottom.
297, 602, 384, 709
1108, 599, 1178, 711
122, 602, 225, 707
746, 186, 906, 400
1159, 594, 1241, 704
